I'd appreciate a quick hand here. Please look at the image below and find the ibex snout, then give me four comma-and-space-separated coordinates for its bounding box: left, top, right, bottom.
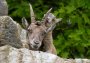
33, 41, 40, 49
34, 41, 39, 45
29, 37, 42, 49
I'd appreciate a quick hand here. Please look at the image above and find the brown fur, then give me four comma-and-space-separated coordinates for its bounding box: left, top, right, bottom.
22, 21, 57, 55
42, 31, 57, 54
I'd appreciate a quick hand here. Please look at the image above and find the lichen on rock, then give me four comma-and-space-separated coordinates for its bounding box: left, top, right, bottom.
0, 16, 22, 48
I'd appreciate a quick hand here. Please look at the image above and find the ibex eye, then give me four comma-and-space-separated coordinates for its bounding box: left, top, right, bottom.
27, 28, 32, 33
42, 32, 46, 36
35, 22, 41, 26
29, 30, 32, 33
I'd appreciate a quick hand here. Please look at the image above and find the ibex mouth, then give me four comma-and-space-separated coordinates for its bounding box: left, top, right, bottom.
33, 45, 38, 49
30, 44, 39, 50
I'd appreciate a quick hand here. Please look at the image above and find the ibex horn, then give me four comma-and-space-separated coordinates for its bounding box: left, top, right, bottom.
42, 8, 52, 22
29, 3, 36, 23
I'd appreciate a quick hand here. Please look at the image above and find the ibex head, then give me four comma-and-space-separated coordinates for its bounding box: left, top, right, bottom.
22, 4, 62, 50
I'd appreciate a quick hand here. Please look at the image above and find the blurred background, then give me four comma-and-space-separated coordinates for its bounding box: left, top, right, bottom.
6, 0, 90, 58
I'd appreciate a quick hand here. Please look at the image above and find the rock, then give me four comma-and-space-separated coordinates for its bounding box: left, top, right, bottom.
0, 45, 63, 63
64, 59, 75, 63
0, 16, 22, 48
75, 59, 90, 63
0, 45, 90, 63
0, 0, 8, 16
17, 24, 29, 49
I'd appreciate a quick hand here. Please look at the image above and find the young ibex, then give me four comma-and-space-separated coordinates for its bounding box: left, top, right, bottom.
22, 4, 62, 55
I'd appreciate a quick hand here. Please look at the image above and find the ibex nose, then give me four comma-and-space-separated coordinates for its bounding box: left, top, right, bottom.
34, 41, 39, 44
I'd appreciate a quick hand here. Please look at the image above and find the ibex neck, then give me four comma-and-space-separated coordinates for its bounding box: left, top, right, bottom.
45, 31, 53, 42
41, 31, 53, 50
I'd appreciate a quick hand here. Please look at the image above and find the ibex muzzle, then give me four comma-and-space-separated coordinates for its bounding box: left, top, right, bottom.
22, 4, 62, 51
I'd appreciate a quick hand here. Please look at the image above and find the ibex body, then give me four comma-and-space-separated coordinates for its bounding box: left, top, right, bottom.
22, 4, 62, 55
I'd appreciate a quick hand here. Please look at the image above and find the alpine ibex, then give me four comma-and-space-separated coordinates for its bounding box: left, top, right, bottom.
22, 4, 62, 55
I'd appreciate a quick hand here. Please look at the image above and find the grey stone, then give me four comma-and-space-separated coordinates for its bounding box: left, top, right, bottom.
0, 0, 8, 16
0, 16, 22, 48
0, 45, 63, 63
0, 45, 90, 63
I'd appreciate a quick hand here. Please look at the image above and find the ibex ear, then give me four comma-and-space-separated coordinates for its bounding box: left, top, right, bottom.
22, 17, 29, 29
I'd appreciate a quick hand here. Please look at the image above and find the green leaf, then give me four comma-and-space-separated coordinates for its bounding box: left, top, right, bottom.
66, 6, 76, 14
82, 13, 90, 24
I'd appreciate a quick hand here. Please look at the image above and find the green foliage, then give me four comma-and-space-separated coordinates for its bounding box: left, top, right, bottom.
7, 0, 90, 58
53, 0, 90, 58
